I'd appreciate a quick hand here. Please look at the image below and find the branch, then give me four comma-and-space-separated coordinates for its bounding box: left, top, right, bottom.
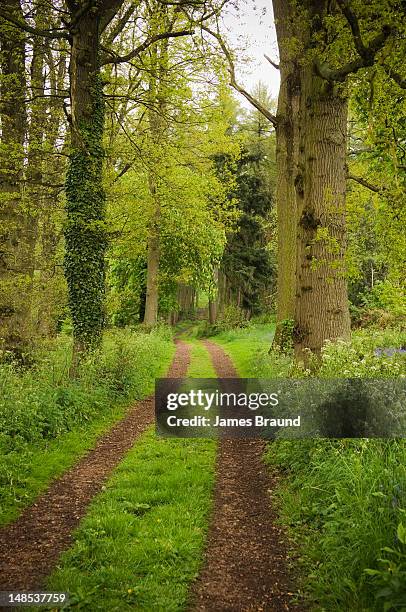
202, 26, 278, 127
0, 9, 69, 39
103, 1, 138, 46
336, 0, 368, 60
347, 172, 384, 194
348, 146, 372, 155
114, 159, 137, 182
383, 64, 406, 89
101, 29, 193, 65
264, 54, 279, 70
315, 25, 392, 82
99, 0, 127, 33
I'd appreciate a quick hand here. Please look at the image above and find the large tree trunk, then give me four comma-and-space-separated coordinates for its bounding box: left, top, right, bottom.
64, 13, 107, 364
0, 0, 31, 360
272, 0, 301, 348
271, 0, 351, 360
294, 6, 351, 360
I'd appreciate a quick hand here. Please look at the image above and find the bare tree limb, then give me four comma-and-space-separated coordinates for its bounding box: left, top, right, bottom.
103, 1, 138, 45
99, 0, 127, 33
347, 172, 385, 193
202, 25, 278, 126
101, 29, 193, 65
264, 54, 279, 70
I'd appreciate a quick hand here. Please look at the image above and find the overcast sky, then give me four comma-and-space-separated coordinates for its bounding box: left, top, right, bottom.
222, 0, 280, 107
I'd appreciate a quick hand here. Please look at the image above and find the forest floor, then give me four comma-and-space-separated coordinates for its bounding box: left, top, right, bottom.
0, 332, 302, 611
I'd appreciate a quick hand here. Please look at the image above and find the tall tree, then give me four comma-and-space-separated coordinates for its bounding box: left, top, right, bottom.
272, 0, 301, 343
0, 0, 30, 360
289, 0, 401, 359
143, 5, 171, 326
218, 89, 276, 319
210, 0, 403, 359
0, 0, 194, 365
64, 0, 126, 365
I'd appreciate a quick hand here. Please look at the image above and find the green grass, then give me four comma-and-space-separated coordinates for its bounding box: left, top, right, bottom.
0, 328, 175, 526
46, 431, 216, 611
43, 336, 218, 611
211, 323, 275, 376
257, 325, 406, 611
186, 339, 217, 378
266, 439, 406, 611
0, 406, 126, 526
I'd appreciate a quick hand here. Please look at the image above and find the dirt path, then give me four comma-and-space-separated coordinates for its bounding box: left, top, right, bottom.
0, 340, 190, 593
190, 340, 303, 612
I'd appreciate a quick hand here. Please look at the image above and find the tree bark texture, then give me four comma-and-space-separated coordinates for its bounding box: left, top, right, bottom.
294, 78, 351, 357
272, 0, 301, 345
294, 1, 351, 359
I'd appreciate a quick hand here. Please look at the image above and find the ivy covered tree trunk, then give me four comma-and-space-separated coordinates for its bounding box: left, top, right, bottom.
294, 9, 351, 360
65, 14, 107, 362
0, 0, 31, 360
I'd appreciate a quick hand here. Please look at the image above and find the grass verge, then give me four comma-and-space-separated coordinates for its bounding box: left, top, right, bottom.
266, 439, 406, 611
0, 328, 175, 526
206, 323, 406, 610
211, 323, 275, 376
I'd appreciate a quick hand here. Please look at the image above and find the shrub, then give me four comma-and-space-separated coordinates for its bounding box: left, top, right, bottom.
318, 328, 406, 378
351, 281, 406, 329
0, 327, 173, 453
262, 327, 406, 610
198, 305, 251, 337
267, 438, 406, 611
253, 327, 406, 380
